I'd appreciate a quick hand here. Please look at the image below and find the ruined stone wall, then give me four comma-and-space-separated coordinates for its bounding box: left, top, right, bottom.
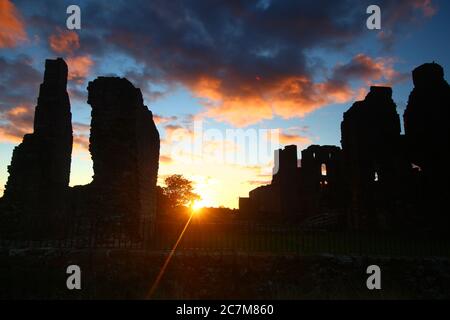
86, 77, 160, 239
248, 184, 280, 217
0, 60, 161, 243
404, 63, 450, 172
403, 62, 450, 231
272, 145, 300, 217
243, 144, 345, 223
1, 58, 73, 218
341, 86, 410, 231
299, 145, 344, 218
272, 145, 298, 184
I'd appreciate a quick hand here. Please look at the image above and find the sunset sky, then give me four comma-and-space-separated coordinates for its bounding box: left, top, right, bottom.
1, 0, 449, 208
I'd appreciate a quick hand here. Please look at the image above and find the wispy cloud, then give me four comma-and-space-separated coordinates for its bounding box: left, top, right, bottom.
0, 104, 33, 143
67, 55, 94, 84
72, 122, 90, 151
0, 0, 27, 48
49, 28, 80, 54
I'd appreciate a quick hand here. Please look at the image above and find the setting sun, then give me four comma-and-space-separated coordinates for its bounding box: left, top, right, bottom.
191, 200, 203, 213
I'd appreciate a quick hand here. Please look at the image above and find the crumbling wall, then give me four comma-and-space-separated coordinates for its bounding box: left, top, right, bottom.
272, 145, 300, 217
85, 77, 160, 240
0, 61, 160, 244
1, 58, 73, 219
341, 86, 410, 231
299, 145, 344, 219
403, 62, 450, 231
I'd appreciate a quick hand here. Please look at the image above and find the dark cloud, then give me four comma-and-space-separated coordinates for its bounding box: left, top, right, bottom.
124, 69, 173, 102
375, 0, 437, 50
0, 55, 41, 112
8, 0, 437, 126
0, 55, 41, 142
329, 53, 408, 86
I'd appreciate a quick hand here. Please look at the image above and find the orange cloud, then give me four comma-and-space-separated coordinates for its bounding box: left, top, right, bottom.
269, 76, 354, 120
49, 29, 80, 54
333, 54, 401, 85
72, 122, 90, 151
73, 135, 89, 151
0, 0, 27, 48
195, 74, 353, 127
194, 54, 407, 127
153, 114, 177, 125
160, 154, 173, 164
67, 55, 94, 83
203, 94, 273, 127
0, 107, 90, 152
0, 104, 33, 143
278, 132, 311, 146
164, 124, 191, 140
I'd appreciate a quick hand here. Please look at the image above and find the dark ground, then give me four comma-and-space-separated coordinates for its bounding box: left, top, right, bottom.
1, 248, 449, 299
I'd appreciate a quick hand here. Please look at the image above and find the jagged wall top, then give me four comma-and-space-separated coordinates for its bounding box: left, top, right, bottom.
412, 62, 444, 88
42, 58, 68, 90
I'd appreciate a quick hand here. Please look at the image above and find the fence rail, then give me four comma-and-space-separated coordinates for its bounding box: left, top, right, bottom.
1, 220, 449, 257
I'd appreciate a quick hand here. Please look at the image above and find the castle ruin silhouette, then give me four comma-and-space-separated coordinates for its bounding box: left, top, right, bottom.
0, 59, 449, 240
0, 58, 160, 243
240, 62, 450, 234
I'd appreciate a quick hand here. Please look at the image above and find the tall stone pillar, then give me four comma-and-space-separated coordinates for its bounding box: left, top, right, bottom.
403, 62, 450, 232
341, 86, 409, 230
2, 58, 73, 218
86, 77, 160, 243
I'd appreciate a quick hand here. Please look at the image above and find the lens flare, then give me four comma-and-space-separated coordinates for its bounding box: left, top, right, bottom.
191, 200, 203, 213
148, 212, 194, 299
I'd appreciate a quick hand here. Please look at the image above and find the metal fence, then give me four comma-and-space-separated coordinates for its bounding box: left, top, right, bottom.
1, 219, 450, 257
151, 221, 450, 257
0, 215, 146, 250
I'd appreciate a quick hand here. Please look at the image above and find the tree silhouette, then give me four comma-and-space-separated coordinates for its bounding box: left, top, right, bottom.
162, 174, 200, 209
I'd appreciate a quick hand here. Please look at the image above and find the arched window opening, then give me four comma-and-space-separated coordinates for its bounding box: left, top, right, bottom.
321, 163, 327, 176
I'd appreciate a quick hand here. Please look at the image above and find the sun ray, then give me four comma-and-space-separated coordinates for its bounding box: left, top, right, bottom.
148, 212, 194, 299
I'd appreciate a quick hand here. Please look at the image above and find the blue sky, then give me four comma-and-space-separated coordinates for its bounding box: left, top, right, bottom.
1, 0, 449, 207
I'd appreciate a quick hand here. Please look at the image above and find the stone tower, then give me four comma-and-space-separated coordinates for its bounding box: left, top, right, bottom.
272, 145, 299, 216
2, 58, 73, 217
403, 62, 450, 231
341, 86, 409, 230
404, 62, 450, 173
86, 77, 160, 240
